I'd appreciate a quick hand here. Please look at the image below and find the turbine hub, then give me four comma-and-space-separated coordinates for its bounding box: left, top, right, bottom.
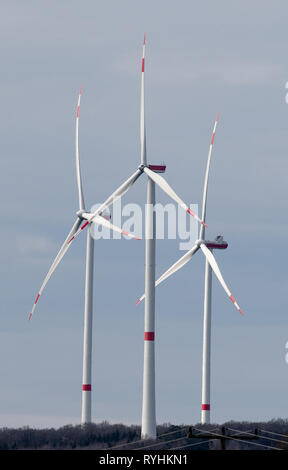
76, 209, 86, 220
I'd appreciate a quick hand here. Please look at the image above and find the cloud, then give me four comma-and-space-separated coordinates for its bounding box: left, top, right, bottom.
111, 49, 284, 87
16, 235, 57, 255
152, 57, 284, 86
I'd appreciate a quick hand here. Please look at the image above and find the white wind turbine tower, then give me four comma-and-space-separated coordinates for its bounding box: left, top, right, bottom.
28, 87, 141, 425
137, 113, 244, 425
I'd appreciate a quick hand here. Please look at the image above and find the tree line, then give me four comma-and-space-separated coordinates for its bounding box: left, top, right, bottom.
0, 419, 288, 450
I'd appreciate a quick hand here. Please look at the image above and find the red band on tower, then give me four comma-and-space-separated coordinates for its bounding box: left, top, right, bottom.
82, 384, 91, 391
144, 332, 155, 341
202, 404, 210, 410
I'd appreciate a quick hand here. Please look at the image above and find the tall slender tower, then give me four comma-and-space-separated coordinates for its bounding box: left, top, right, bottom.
141, 177, 157, 439
201, 254, 212, 424
81, 225, 95, 424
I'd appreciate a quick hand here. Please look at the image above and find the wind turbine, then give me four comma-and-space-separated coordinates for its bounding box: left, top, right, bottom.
138, 34, 209, 440
59, 35, 206, 438
28, 87, 141, 425
137, 113, 244, 425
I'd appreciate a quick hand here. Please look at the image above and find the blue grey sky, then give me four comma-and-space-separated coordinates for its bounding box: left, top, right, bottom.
0, 0, 288, 428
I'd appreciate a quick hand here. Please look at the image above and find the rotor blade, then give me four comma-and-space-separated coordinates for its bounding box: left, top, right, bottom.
70, 168, 143, 243
28, 218, 82, 321
66, 169, 143, 243
136, 244, 199, 304
143, 167, 207, 227
98, 168, 143, 213
88, 214, 141, 240
75, 87, 85, 211
200, 243, 244, 316
140, 33, 147, 166
199, 112, 219, 240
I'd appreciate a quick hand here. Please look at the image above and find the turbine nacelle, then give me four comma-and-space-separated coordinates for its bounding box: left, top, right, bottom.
204, 235, 228, 250
77, 209, 111, 223
80, 211, 111, 222
195, 236, 228, 250
138, 163, 167, 174
147, 164, 166, 173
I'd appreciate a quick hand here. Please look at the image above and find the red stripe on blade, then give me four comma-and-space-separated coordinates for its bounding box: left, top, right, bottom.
230, 294, 235, 303
81, 221, 89, 230
187, 208, 207, 227
142, 58, 145, 72
35, 293, 40, 305
77, 105, 80, 118
187, 208, 195, 217
211, 133, 215, 145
